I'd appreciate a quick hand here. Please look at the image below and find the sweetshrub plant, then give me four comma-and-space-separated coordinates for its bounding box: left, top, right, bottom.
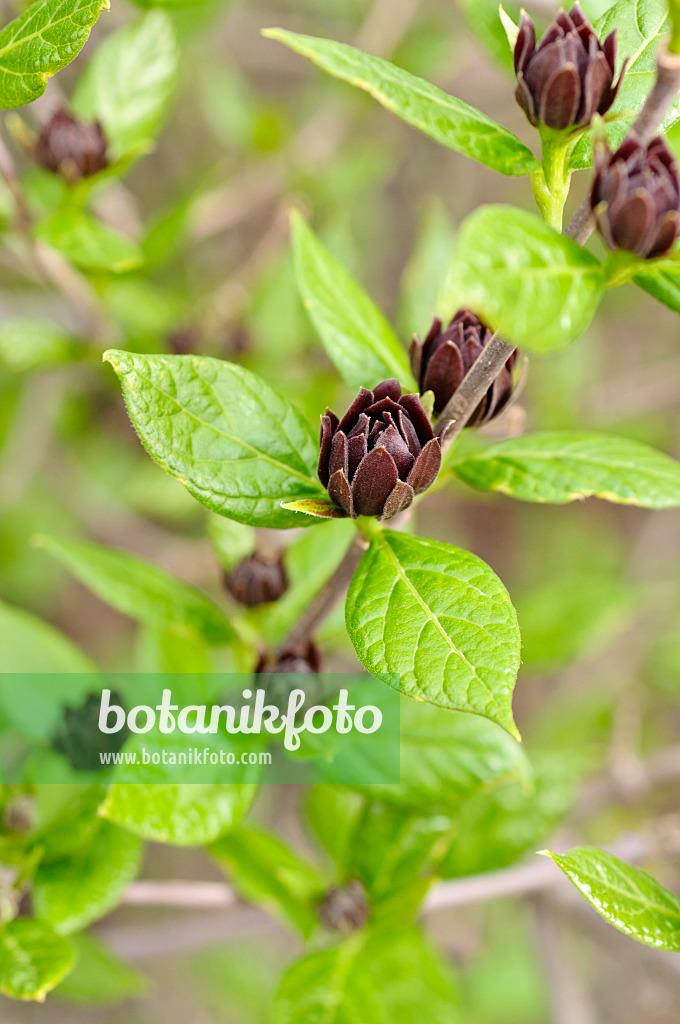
1, 0, 680, 1018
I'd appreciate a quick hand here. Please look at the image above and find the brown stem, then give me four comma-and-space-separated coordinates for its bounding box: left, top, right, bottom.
434, 334, 517, 447
565, 44, 680, 245
279, 532, 368, 651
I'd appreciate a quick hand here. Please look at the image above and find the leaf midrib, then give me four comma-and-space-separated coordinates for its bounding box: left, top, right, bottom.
375, 533, 506, 717
120, 362, 318, 488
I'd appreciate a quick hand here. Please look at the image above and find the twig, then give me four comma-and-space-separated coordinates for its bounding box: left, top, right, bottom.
117, 825, 672, 925
565, 44, 680, 244
0, 127, 109, 340
279, 533, 368, 651
434, 334, 517, 445
532, 896, 600, 1024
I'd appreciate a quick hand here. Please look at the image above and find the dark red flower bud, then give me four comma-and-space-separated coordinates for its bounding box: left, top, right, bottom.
256, 640, 322, 675
168, 327, 201, 356
318, 880, 369, 934
318, 379, 441, 520
591, 134, 680, 259
410, 312, 517, 424
224, 552, 288, 607
514, 3, 625, 131
35, 110, 108, 182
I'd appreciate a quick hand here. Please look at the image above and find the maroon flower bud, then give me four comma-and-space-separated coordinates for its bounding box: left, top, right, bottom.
256, 640, 322, 675
224, 552, 288, 607
318, 380, 441, 520
514, 3, 625, 131
35, 110, 108, 182
410, 312, 517, 425
318, 880, 369, 934
591, 134, 680, 259
168, 327, 201, 356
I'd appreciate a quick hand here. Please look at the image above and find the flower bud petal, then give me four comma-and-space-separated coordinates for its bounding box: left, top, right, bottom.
351, 446, 399, 517
380, 480, 415, 521
328, 469, 354, 517
406, 438, 442, 494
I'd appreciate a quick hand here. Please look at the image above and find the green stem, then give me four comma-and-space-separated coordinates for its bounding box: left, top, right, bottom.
603, 250, 643, 289
532, 131, 574, 231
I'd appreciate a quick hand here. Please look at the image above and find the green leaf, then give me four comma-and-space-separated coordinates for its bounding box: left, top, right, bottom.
0, 0, 108, 109
397, 197, 456, 338
345, 530, 521, 737
451, 432, 680, 508
0, 316, 80, 373
36, 209, 143, 273
54, 932, 148, 1005
440, 754, 578, 878
458, 0, 521, 71
103, 350, 325, 528
208, 515, 256, 572
72, 10, 179, 157
544, 847, 680, 951
210, 825, 324, 937
291, 213, 414, 391
0, 919, 75, 1001
439, 205, 605, 352
35, 535, 234, 644
264, 28, 539, 177
632, 257, 680, 313
0, 598, 96, 673
273, 923, 460, 1024
100, 783, 255, 845
355, 700, 529, 808
33, 821, 142, 934
570, 0, 675, 170
345, 802, 449, 902
280, 497, 347, 519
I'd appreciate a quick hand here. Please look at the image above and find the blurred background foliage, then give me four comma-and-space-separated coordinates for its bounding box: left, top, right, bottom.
1, 0, 680, 1020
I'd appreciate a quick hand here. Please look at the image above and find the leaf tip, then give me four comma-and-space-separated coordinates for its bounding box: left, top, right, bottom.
261, 27, 283, 40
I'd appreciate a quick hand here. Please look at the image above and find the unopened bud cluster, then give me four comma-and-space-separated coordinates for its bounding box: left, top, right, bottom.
35, 109, 108, 182
514, 3, 624, 132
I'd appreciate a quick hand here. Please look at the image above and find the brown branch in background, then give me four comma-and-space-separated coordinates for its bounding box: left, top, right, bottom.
565, 44, 680, 244
434, 334, 518, 446
279, 532, 368, 651
114, 816, 680, 960
0, 127, 110, 341
532, 896, 599, 1024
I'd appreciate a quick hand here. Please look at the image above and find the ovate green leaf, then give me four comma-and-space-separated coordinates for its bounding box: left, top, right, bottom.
345, 531, 521, 737
0, 598, 96, 673
264, 28, 539, 176
103, 351, 325, 528
73, 10, 179, 157
633, 258, 680, 313
451, 432, 680, 508
570, 0, 675, 169
0, 920, 75, 1001
210, 825, 324, 937
273, 924, 460, 1024
36, 535, 234, 644
100, 782, 255, 845
54, 932, 148, 1004
0, 317, 80, 373
439, 205, 605, 351
36, 209, 142, 273
0, 0, 108, 109
545, 846, 680, 951
355, 700, 529, 808
33, 821, 142, 934
291, 213, 414, 391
